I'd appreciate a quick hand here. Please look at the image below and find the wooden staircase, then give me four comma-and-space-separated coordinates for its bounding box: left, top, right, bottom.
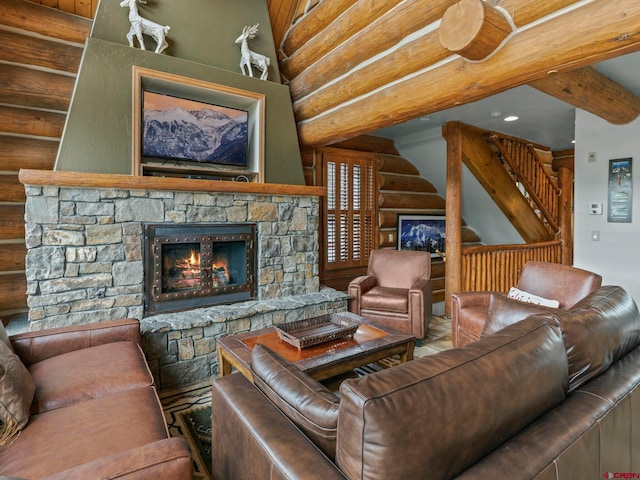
0, 0, 91, 320
445, 122, 561, 244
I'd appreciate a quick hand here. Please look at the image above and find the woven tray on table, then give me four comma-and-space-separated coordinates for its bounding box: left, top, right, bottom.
274, 314, 361, 349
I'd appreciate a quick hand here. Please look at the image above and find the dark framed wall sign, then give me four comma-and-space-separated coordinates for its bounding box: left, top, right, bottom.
397, 215, 446, 257
608, 158, 633, 223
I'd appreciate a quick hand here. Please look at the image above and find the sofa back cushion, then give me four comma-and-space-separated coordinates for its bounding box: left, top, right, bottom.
557, 285, 640, 392
250, 344, 340, 460
482, 293, 557, 337
336, 316, 568, 480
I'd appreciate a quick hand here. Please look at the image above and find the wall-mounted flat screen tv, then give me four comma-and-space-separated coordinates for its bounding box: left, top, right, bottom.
142, 91, 249, 168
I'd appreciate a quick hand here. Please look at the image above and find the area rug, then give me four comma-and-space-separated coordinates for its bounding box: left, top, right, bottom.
160, 383, 213, 480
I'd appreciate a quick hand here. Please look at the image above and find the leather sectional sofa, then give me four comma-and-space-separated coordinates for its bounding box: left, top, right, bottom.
0, 318, 193, 479
211, 285, 640, 479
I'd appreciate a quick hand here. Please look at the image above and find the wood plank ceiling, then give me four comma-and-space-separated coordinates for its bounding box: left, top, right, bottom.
269, 0, 640, 148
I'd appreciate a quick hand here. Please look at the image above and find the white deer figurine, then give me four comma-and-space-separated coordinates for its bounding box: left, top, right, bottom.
235, 24, 270, 81
120, 0, 170, 54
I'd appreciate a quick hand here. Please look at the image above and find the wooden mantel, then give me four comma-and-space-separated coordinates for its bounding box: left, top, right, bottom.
18, 169, 326, 197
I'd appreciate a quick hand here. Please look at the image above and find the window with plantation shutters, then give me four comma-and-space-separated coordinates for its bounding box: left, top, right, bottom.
321, 150, 376, 271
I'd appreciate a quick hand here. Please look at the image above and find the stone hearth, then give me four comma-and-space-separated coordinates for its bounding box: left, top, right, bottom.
21, 172, 349, 388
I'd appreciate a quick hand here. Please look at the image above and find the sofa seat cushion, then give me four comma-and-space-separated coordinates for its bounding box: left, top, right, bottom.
251, 344, 340, 460
337, 316, 569, 480
29, 341, 154, 414
0, 386, 169, 479
360, 286, 408, 313
556, 285, 640, 392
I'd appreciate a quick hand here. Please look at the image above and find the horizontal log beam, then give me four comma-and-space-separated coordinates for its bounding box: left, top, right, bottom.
0, 30, 83, 74
529, 66, 640, 124
0, 204, 25, 240
0, 137, 58, 172
0, 175, 26, 202
378, 173, 437, 193
288, 0, 456, 99
329, 135, 399, 155
291, 0, 578, 120
297, 0, 640, 146
0, 273, 27, 311
378, 191, 446, 210
0, 64, 74, 111
0, 106, 65, 138
439, 0, 513, 61
0, 244, 26, 273
281, 0, 358, 57
376, 154, 420, 175
280, 0, 405, 80
0, 0, 91, 44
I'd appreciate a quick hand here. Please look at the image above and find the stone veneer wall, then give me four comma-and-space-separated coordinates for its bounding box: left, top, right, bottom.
23, 184, 350, 388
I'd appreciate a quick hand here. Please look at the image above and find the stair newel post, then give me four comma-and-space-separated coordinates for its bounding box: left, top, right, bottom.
443, 122, 464, 318
557, 166, 574, 265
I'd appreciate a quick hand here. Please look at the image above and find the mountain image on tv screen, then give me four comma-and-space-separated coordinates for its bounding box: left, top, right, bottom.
142, 91, 249, 167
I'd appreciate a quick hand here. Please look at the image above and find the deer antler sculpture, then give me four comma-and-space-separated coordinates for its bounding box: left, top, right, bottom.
234, 23, 270, 81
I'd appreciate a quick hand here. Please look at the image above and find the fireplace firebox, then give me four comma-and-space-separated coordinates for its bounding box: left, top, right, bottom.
143, 223, 257, 315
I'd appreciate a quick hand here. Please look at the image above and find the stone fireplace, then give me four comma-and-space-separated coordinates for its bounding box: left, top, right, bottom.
21, 171, 349, 389
143, 223, 257, 315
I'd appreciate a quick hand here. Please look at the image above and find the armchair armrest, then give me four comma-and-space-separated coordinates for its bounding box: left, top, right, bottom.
43, 438, 192, 480
348, 275, 377, 315
212, 373, 347, 480
451, 292, 501, 347
10, 318, 141, 366
408, 278, 433, 339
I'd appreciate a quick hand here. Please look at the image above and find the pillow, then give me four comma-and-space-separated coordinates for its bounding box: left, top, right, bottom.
557, 285, 640, 392
0, 341, 36, 447
483, 294, 557, 337
250, 344, 340, 459
508, 286, 560, 308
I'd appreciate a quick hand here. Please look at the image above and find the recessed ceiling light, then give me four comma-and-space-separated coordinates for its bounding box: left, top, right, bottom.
504, 115, 519, 122
490, 111, 502, 117
571, 140, 576, 144
419, 116, 431, 122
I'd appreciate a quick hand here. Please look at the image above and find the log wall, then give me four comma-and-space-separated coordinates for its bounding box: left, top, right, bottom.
0, 0, 90, 320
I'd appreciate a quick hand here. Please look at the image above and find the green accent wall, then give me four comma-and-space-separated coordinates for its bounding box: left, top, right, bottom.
56, 0, 304, 185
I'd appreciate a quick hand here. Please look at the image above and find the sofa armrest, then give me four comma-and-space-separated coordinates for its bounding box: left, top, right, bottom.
212, 373, 347, 480
451, 292, 498, 347
409, 278, 433, 338
10, 318, 141, 366
41, 438, 192, 480
348, 275, 377, 314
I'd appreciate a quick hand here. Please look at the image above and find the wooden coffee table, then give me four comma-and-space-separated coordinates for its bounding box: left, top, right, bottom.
216, 312, 415, 382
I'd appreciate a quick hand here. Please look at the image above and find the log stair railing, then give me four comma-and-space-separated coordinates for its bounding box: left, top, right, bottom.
488, 132, 561, 238
0, 0, 91, 320
461, 240, 563, 292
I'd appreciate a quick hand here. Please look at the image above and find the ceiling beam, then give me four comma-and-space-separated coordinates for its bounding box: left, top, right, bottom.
529, 66, 640, 125
296, 0, 640, 147
280, 0, 406, 80
289, 0, 578, 121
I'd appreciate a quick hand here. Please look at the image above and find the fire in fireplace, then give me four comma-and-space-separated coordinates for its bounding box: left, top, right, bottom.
143, 223, 257, 315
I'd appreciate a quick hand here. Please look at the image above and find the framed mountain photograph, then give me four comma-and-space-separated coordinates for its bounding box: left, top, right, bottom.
397, 214, 446, 258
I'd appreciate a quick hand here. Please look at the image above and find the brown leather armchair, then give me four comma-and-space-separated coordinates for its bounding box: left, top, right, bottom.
451, 260, 603, 347
348, 249, 432, 339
